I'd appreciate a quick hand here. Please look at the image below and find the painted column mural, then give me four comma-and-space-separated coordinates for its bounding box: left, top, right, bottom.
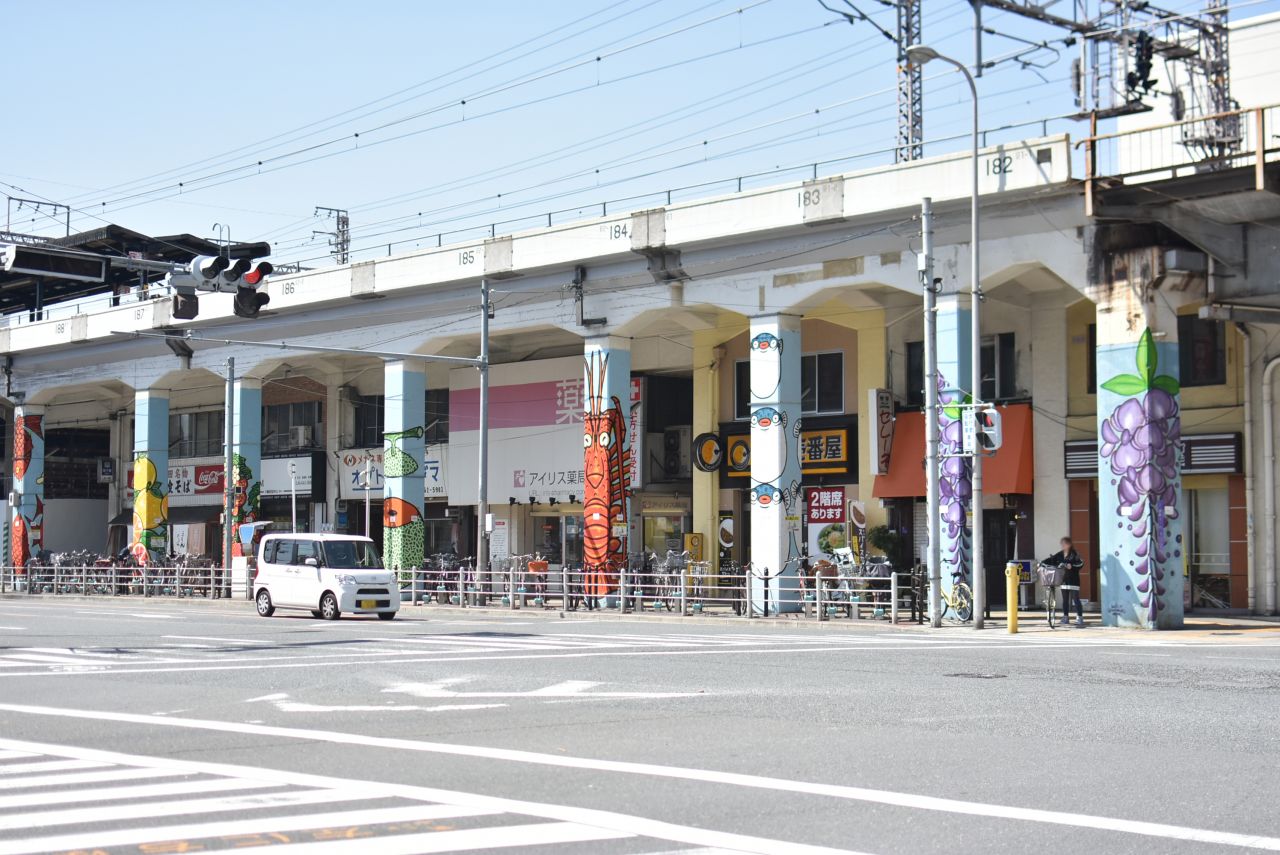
11, 405, 45, 569
583, 337, 631, 601
131, 391, 169, 565
382, 360, 426, 575
747, 314, 802, 615
935, 294, 973, 603
1096, 327, 1184, 629
230, 379, 262, 558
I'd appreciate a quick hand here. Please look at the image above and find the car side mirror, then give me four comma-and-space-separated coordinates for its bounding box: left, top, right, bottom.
304, 557, 319, 568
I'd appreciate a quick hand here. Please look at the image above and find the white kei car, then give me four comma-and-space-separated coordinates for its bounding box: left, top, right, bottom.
253, 533, 399, 621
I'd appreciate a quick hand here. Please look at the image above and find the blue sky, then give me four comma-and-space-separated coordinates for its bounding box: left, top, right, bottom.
4, 0, 1277, 266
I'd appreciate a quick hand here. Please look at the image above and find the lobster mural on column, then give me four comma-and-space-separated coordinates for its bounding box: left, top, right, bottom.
11, 412, 44, 568
582, 352, 630, 598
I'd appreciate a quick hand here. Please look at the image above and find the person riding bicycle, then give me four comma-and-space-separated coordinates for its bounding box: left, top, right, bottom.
1042, 536, 1085, 628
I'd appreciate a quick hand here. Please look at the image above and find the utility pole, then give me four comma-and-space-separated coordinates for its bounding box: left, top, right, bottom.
477, 279, 491, 604
314, 207, 351, 266
920, 198, 942, 628
364, 457, 373, 537
222, 357, 236, 585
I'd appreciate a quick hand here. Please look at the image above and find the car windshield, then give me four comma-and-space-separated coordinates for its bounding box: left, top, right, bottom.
322, 540, 382, 569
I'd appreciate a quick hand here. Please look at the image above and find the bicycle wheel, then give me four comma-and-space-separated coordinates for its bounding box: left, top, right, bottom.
1046, 587, 1057, 629
953, 583, 974, 622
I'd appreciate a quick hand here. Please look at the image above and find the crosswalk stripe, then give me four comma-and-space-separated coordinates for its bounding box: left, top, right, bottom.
267, 821, 632, 854
0, 804, 499, 855
0, 752, 38, 762
0, 776, 280, 810
0, 786, 366, 831
0, 759, 107, 776
0, 767, 186, 791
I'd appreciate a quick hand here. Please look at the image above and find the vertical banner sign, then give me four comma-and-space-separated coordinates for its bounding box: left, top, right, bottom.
583, 339, 632, 601
1096, 327, 1184, 629
131, 391, 170, 565
629, 377, 644, 490
230, 380, 262, 558
805, 487, 846, 561
717, 509, 735, 564
869, 388, 895, 475
383, 361, 426, 575
747, 314, 802, 614
11, 406, 45, 570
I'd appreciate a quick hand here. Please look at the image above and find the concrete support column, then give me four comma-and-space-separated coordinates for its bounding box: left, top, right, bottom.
1095, 288, 1184, 629
11, 404, 45, 569
230, 379, 262, 557
691, 343, 722, 575
131, 391, 169, 565
855, 316, 889, 532
748, 314, 802, 614
382, 360, 426, 575
1031, 302, 1069, 571
583, 336, 632, 601
935, 294, 973, 594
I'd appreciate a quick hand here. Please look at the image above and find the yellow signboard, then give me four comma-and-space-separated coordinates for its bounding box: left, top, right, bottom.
725, 428, 849, 477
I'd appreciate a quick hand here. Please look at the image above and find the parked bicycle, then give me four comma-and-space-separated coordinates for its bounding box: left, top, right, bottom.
936, 571, 974, 622
1037, 561, 1067, 629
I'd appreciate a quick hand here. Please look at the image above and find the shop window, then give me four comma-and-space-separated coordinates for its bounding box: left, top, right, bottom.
801, 352, 843, 414
906, 341, 924, 407
263, 401, 322, 454
1087, 324, 1097, 394
169, 411, 224, 459
733, 360, 751, 420
354, 394, 385, 448
425, 388, 449, 443
980, 333, 1017, 402
1178, 315, 1226, 387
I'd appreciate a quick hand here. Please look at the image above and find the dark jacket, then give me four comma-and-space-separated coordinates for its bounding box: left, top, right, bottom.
1042, 549, 1084, 589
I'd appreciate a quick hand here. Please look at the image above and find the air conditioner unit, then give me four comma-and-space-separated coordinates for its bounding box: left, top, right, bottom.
663, 426, 692, 479
289, 425, 313, 448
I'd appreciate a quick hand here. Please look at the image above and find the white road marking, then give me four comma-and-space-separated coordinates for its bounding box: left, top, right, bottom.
74, 610, 178, 619
0, 758, 106, 775
273, 821, 632, 854
0, 804, 499, 855
0, 736, 861, 855
384, 678, 698, 700
251, 693, 507, 714
4, 703, 1275, 852
0, 777, 280, 810
0, 785, 360, 830
0, 766, 186, 791
163, 634, 267, 644
0, 626, 26, 631
0, 751, 37, 761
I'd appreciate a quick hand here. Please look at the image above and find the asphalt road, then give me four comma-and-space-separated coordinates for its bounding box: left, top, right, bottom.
0, 596, 1278, 854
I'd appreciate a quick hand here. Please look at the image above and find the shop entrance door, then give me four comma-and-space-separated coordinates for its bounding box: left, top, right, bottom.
982, 510, 1016, 607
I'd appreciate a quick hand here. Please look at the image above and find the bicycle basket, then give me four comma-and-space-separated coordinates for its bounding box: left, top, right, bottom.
1037, 564, 1067, 587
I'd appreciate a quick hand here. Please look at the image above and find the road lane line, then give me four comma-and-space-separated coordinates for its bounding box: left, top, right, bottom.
0, 786, 370, 831
163, 634, 271, 644
0, 777, 280, 809
0, 737, 862, 855
0, 758, 106, 775
0, 767, 187, 790
0, 804, 499, 855
266, 821, 632, 853
2, 704, 1276, 851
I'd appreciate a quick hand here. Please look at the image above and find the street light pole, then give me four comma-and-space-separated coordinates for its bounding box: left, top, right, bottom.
289, 461, 298, 533
921, 198, 943, 628
477, 279, 491, 604
223, 357, 236, 583
907, 44, 984, 629
363, 457, 372, 537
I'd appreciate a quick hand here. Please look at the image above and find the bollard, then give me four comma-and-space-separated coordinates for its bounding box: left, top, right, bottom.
1005, 562, 1020, 634
679, 572, 687, 616
891, 573, 899, 624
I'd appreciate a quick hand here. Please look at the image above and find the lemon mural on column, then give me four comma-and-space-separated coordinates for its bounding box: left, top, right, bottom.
131, 391, 169, 565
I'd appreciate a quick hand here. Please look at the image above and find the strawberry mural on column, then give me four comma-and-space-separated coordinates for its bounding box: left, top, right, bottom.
582, 352, 630, 598
11, 412, 44, 568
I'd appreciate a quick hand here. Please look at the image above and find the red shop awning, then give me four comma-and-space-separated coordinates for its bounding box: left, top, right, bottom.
873, 403, 1034, 498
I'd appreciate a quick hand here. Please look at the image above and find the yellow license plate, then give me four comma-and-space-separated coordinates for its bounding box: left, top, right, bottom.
359, 599, 376, 609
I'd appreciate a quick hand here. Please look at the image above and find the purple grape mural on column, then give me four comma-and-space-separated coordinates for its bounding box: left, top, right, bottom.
1096, 327, 1184, 629
937, 372, 972, 587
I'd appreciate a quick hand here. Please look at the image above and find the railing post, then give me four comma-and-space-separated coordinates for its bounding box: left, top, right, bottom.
1256, 108, 1267, 192
817, 579, 825, 622
679, 570, 687, 616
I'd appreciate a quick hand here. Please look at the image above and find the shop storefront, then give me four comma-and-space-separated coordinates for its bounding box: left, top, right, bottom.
260, 453, 327, 533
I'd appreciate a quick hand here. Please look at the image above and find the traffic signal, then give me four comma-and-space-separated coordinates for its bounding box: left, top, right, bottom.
975, 407, 1003, 452
1126, 32, 1156, 94
169, 255, 272, 319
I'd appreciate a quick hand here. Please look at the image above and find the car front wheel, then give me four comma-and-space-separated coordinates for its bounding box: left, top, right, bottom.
256, 589, 275, 617
319, 591, 340, 621
377, 611, 396, 621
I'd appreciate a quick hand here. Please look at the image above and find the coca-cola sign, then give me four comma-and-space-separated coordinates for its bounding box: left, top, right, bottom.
168, 462, 224, 496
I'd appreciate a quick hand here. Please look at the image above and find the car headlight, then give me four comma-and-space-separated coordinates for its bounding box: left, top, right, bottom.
335, 574, 357, 585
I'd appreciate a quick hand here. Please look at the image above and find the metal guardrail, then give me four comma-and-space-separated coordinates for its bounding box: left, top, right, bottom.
1079, 104, 1280, 216
0, 565, 233, 598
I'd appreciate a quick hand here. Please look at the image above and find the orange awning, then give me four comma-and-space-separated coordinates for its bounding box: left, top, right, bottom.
872, 403, 1034, 498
